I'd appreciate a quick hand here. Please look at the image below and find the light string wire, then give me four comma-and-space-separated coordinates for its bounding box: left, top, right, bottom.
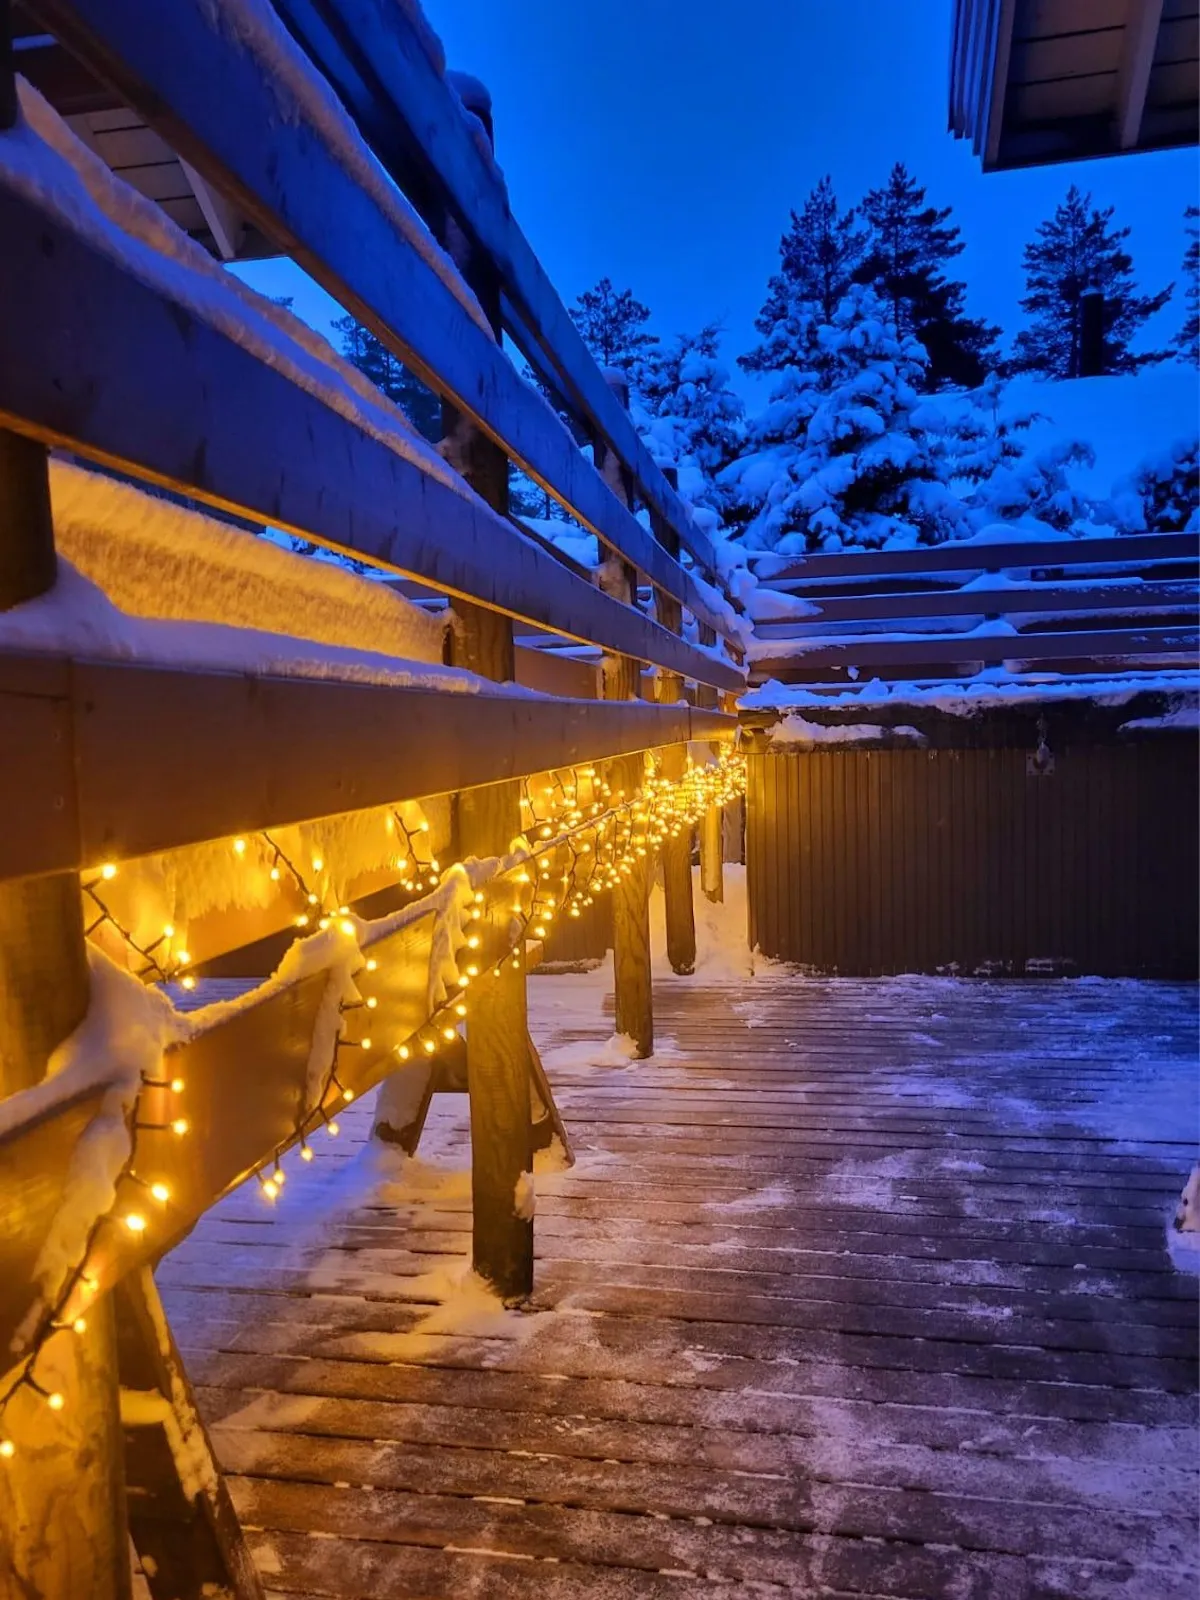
0, 749, 744, 1457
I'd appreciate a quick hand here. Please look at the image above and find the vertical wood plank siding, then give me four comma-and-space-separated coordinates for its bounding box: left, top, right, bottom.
747, 739, 1198, 978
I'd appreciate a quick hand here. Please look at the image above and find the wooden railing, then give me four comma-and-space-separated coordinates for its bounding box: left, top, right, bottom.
746, 532, 1199, 683
0, 4, 745, 1590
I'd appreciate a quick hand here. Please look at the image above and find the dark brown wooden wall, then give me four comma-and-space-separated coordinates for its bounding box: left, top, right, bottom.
746, 738, 1198, 978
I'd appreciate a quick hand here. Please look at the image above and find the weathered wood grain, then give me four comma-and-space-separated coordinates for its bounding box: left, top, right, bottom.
159, 973, 1198, 1598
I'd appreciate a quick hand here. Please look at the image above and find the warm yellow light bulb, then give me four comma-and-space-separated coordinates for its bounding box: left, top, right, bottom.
366, 997, 377, 1009
124, 1213, 146, 1233
366, 958, 378, 972
163, 922, 175, 939
340, 919, 355, 936
180, 975, 196, 991
300, 1144, 314, 1162
312, 857, 324, 873
100, 863, 117, 881
261, 1178, 278, 1201
72, 1317, 87, 1334
170, 1077, 185, 1094
422, 1039, 436, 1055
46, 1392, 65, 1412
326, 1120, 340, 1137
171, 1118, 189, 1136
0, 1440, 14, 1459
233, 838, 247, 856
442, 1026, 456, 1042
176, 950, 190, 965
360, 1037, 372, 1051
270, 866, 281, 881
150, 1183, 170, 1204
396, 1044, 410, 1061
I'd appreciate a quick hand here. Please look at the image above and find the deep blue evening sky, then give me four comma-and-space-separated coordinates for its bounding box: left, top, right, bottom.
239, 0, 1198, 386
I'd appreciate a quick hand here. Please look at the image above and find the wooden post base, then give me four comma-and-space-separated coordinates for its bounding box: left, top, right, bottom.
115, 1268, 264, 1600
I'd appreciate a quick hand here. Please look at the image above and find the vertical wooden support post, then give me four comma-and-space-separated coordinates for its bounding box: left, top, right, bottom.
696, 625, 725, 905
595, 373, 653, 1055
650, 468, 696, 974
436, 80, 532, 1301
0, 430, 131, 1598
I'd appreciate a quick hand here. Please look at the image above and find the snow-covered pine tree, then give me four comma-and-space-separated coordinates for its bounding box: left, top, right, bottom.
947, 378, 1098, 535
740, 177, 865, 375
1174, 206, 1199, 366
569, 278, 657, 375
1010, 186, 1173, 378
634, 326, 746, 520
854, 163, 999, 392
331, 313, 441, 439
720, 285, 969, 553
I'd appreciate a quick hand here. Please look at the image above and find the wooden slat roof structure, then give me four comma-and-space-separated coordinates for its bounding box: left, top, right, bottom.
11, 4, 275, 257
950, 0, 1199, 170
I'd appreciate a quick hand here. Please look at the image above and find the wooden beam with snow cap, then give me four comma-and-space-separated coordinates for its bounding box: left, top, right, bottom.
1116, 0, 1166, 149
266, 0, 725, 582
0, 183, 741, 691
24, 0, 739, 648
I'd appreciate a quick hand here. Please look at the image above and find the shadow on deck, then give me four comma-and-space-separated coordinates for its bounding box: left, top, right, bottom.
163, 970, 1200, 1599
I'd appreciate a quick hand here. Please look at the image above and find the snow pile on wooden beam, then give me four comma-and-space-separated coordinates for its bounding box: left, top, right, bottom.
0, 948, 190, 1347
742, 669, 1200, 716
51, 461, 447, 663
1, 80, 478, 503
208, 0, 492, 333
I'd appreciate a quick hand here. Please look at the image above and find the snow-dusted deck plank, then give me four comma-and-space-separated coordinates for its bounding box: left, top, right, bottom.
161, 973, 1198, 1598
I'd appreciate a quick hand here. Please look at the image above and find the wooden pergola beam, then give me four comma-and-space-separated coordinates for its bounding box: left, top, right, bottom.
0, 650, 735, 883
1117, 0, 1165, 150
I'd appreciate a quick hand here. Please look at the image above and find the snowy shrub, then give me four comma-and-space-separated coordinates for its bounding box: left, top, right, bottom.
719, 286, 972, 553
1116, 436, 1200, 534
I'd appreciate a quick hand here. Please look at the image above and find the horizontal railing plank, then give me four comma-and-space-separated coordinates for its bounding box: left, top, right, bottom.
752, 579, 1200, 636
0, 185, 740, 691
750, 626, 1199, 677
30, 0, 738, 646
0, 651, 735, 882
750, 532, 1200, 584
269, 0, 721, 580
0, 910, 436, 1375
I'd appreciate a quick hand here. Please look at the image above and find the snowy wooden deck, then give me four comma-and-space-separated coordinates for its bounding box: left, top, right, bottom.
163, 972, 1199, 1599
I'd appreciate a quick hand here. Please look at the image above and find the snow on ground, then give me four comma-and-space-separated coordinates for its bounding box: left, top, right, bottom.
999, 368, 1199, 498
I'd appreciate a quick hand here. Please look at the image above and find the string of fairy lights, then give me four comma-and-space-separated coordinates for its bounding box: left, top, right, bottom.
0, 748, 745, 1458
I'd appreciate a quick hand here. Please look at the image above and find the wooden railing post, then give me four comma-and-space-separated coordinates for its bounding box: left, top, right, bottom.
435, 78, 532, 1301
696, 625, 725, 905
595, 373, 653, 1056
0, 430, 132, 1597
652, 466, 696, 973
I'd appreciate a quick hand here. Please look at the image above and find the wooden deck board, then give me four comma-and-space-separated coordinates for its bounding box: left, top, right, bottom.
161, 975, 1199, 1598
